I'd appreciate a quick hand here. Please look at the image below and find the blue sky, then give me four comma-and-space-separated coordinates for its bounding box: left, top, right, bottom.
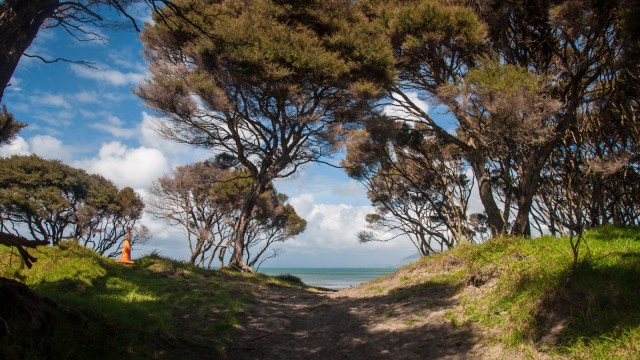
0, 11, 438, 268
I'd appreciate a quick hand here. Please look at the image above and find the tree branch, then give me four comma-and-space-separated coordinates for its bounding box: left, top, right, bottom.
22, 53, 96, 68
0, 232, 49, 269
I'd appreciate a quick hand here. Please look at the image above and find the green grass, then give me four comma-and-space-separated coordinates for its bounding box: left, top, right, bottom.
2, 226, 639, 359
0, 241, 279, 359
447, 225, 640, 358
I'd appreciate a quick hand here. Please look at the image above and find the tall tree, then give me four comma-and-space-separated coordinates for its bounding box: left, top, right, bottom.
137, 0, 393, 271
76, 181, 146, 257
148, 161, 235, 266
0, 111, 40, 267
358, 0, 632, 236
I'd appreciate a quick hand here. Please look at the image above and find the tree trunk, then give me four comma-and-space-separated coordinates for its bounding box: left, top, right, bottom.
469, 156, 506, 236
511, 194, 533, 236
511, 147, 556, 237
227, 186, 262, 273
0, 0, 58, 103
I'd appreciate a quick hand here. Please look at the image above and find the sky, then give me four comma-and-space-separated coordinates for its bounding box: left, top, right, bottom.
0, 6, 477, 268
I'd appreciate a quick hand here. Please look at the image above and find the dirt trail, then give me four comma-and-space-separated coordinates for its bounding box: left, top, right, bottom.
227, 278, 509, 360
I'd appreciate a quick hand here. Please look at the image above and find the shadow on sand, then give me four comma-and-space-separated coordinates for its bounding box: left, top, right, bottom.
227, 279, 484, 360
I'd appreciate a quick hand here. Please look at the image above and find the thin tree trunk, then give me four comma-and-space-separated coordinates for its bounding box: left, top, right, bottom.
469, 156, 506, 236
0, 0, 59, 102
228, 186, 262, 273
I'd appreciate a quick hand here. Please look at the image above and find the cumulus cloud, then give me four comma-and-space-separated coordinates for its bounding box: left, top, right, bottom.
28, 135, 72, 162
138, 112, 209, 165
0, 136, 30, 157
71, 64, 145, 86
135, 212, 192, 260
75, 141, 169, 189
287, 194, 401, 251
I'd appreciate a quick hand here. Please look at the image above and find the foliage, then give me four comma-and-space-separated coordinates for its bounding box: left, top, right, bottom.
0, 155, 144, 256
137, 0, 394, 271
343, 116, 481, 255
149, 161, 306, 268
0, 106, 26, 145
149, 161, 232, 267
274, 273, 306, 286
351, 0, 640, 241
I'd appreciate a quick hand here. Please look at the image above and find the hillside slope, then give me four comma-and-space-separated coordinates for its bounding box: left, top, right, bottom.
229, 226, 640, 359
1, 226, 639, 359
0, 242, 295, 359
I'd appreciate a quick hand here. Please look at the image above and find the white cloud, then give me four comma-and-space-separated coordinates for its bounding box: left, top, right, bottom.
28, 135, 72, 162
288, 194, 398, 251
74, 91, 126, 104
465, 168, 484, 215
71, 64, 145, 86
33, 109, 76, 127
0, 136, 30, 157
35, 93, 72, 109
138, 112, 209, 165
75, 141, 169, 189
90, 114, 137, 138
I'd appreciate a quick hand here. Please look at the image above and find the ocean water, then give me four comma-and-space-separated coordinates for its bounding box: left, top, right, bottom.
259, 268, 398, 290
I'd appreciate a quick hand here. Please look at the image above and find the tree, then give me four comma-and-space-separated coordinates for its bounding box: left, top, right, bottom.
343, 116, 476, 255
242, 192, 306, 269
137, 0, 393, 271
0, 105, 26, 144
0, 155, 90, 245
0, 155, 144, 256
76, 182, 146, 257
149, 161, 235, 266
149, 160, 306, 268
357, 0, 635, 237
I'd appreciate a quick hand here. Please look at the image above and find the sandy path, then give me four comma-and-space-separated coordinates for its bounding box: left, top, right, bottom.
227, 281, 505, 360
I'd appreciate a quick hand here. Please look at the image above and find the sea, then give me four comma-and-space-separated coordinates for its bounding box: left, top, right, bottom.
259, 268, 398, 290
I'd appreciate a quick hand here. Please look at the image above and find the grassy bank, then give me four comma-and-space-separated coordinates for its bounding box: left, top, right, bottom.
0, 241, 299, 359
1, 226, 639, 359
375, 225, 640, 358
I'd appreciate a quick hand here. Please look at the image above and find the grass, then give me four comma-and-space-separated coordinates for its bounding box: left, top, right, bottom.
443, 225, 640, 358
372, 225, 640, 358
0, 241, 296, 359
1, 226, 639, 359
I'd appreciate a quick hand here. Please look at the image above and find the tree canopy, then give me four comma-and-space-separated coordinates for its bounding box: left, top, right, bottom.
0, 155, 145, 257
149, 160, 305, 268
137, 0, 393, 271
343, 0, 640, 251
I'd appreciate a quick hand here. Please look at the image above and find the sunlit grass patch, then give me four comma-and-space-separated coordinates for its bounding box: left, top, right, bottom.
0, 241, 255, 359
453, 226, 640, 358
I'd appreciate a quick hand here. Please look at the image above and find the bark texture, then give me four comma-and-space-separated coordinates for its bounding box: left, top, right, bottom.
0, 0, 58, 102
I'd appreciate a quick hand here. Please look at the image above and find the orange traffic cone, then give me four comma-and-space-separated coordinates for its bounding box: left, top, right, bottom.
116, 230, 134, 264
